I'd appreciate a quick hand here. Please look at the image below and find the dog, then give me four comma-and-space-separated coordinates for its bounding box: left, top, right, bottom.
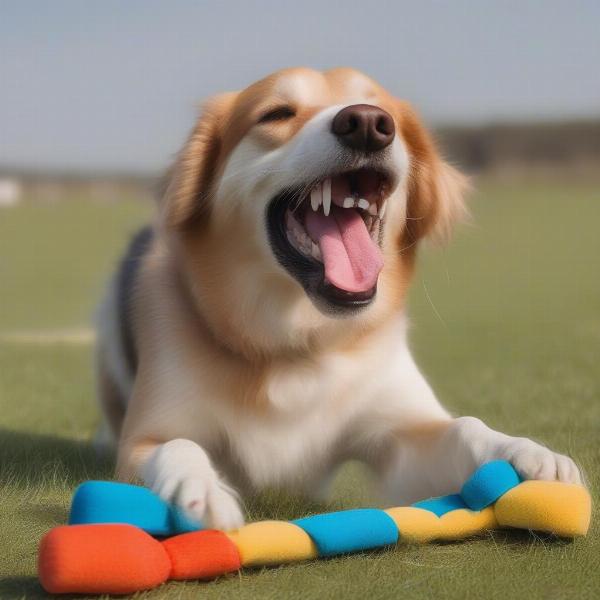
96, 67, 581, 529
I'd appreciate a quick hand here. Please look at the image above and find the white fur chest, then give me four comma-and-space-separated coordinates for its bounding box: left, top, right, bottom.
222, 351, 371, 489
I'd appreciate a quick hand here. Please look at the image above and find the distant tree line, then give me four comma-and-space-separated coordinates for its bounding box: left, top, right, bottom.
1, 120, 599, 203
436, 119, 600, 172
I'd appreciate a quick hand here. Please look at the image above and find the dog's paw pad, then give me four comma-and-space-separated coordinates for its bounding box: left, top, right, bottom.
177, 476, 210, 520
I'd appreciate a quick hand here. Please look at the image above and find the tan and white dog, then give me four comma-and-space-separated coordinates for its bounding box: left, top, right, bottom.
96, 67, 581, 529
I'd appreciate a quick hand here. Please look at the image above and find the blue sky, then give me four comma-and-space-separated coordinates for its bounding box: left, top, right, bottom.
1, 0, 599, 172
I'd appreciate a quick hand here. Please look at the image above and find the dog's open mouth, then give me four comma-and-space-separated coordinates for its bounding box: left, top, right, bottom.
267, 168, 392, 310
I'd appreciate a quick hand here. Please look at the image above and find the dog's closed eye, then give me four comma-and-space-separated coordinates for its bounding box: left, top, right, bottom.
258, 106, 296, 124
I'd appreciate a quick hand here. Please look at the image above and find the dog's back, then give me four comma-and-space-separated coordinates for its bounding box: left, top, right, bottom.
95, 226, 153, 446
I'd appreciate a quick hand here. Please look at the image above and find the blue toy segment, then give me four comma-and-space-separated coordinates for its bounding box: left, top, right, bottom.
69, 481, 202, 536
461, 460, 521, 511
69, 481, 171, 535
412, 493, 467, 517
292, 509, 398, 557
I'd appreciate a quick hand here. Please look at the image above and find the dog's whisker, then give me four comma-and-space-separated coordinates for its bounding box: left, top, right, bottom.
421, 277, 447, 329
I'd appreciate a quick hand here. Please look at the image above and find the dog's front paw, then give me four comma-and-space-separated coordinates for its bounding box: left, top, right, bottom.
500, 437, 582, 485
451, 417, 583, 486
141, 438, 245, 530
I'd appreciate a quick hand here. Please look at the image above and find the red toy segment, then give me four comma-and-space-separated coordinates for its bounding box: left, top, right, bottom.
38, 524, 171, 595
162, 529, 241, 580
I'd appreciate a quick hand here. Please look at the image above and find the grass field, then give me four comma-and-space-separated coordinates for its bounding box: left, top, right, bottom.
1, 177, 599, 599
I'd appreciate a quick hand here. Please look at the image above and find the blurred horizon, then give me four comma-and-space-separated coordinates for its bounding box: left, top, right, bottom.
2, 0, 600, 173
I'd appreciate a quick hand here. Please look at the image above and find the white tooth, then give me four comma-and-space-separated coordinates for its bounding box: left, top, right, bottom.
310, 183, 322, 212
378, 201, 387, 219
358, 198, 369, 211
311, 242, 321, 259
368, 203, 378, 216
343, 197, 354, 208
322, 178, 332, 216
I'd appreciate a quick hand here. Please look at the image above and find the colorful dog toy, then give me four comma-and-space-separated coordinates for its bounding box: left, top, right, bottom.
38, 461, 591, 595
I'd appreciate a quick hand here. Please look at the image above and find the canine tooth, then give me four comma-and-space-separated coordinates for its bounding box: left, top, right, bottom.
310, 183, 322, 212
368, 203, 378, 216
358, 198, 369, 211
343, 197, 354, 208
378, 201, 387, 219
322, 178, 332, 216
311, 242, 321, 259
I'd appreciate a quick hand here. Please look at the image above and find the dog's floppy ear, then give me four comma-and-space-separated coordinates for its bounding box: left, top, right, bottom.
161, 92, 237, 229
398, 101, 469, 245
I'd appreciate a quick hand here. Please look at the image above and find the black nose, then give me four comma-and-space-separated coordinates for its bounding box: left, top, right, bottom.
331, 104, 395, 152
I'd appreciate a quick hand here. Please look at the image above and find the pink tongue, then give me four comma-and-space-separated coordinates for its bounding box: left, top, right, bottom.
305, 206, 384, 293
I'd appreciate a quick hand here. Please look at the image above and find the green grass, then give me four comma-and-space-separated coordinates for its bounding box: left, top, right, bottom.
1, 177, 599, 599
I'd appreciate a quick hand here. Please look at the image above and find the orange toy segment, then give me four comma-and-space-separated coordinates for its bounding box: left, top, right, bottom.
38, 524, 170, 595
162, 529, 241, 580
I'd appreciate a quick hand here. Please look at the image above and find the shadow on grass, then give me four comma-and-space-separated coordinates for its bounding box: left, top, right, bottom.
484, 527, 575, 548
0, 426, 330, 522
245, 486, 331, 523
24, 501, 71, 525
0, 577, 54, 600
0, 427, 113, 489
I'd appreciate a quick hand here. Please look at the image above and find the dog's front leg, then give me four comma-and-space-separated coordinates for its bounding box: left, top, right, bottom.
115, 366, 245, 531
379, 416, 582, 506
116, 437, 245, 530
366, 350, 582, 505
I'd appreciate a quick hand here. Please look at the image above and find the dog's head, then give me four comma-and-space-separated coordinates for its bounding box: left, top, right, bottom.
161, 68, 467, 352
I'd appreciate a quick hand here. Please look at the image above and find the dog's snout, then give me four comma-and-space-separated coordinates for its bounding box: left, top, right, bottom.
331, 104, 395, 153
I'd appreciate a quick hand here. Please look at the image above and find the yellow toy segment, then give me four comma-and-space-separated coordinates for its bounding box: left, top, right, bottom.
385, 506, 498, 542
226, 520, 318, 566
436, 507, 498, 540
495, 480, 591, 537
384, 507, 440, 542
